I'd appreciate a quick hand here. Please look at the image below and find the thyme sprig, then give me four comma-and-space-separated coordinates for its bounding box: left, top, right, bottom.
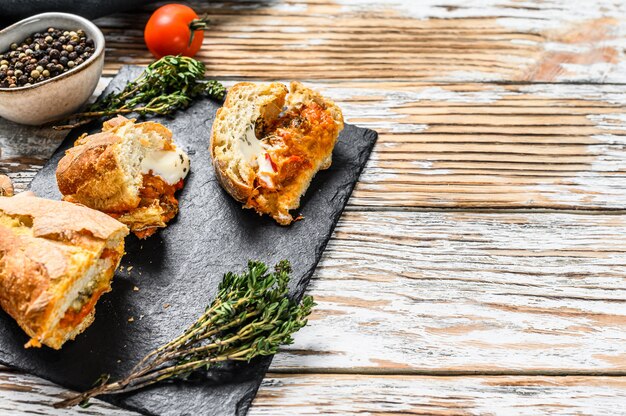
54, 55, 226, 130
55, 260, 314, 408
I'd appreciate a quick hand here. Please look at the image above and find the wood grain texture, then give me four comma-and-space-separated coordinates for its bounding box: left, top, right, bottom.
4, 368, 624, 416
272, 210, 626, 372
3, 80, 626, 210
250, 373, 626, 415
0, 366, 138, 416
2, 0, 626, 414
94, 0, 626, 83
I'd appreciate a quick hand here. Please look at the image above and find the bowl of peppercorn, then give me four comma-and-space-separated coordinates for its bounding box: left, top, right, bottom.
0, 12, 104, 125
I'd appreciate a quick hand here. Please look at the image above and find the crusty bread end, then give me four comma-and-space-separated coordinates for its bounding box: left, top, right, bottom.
210, 81, 344, 224
57, 116, 188, 238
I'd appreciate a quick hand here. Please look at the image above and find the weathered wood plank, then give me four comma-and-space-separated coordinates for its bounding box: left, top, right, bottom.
2, 210, 624, 413
250, 374, 626, 415
4, 368, 625, 415
272, 210, 626, 372
3, 81, 626, 210
0, 366, 138, 415
94, 0, 626, 83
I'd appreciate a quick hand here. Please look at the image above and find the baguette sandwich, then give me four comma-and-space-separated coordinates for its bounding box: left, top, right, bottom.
210, 81, 344, 225
0, 194, 128, 349
56, 116, 190, 238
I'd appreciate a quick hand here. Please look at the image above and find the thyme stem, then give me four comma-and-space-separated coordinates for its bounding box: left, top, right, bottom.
54, 260, 314, 409
53, 55, 226, 130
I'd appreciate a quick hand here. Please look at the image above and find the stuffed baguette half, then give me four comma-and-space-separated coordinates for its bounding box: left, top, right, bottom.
0, 195, 128, 349
56, 116, 190, 239
210, 81, 344, 225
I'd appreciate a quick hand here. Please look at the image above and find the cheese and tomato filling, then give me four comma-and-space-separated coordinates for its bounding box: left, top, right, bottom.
111, 144, 189, 239
58, 248, 121, 330
241, 101, 335, 197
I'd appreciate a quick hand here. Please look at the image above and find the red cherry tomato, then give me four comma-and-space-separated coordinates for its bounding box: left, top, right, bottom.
144, 4, 206, 58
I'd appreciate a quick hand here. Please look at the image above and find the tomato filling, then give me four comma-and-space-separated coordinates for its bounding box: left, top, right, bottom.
107, 174, 184, 238
253, 101, 335, 192
58, 287, 107, 329
135, 174, 183, 239
58, 248, 120, 330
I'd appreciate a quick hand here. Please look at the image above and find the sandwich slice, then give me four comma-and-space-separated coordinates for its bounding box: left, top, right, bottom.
56, 116, 190, 238
210, 81, 344, 224
0, 194, 129, 349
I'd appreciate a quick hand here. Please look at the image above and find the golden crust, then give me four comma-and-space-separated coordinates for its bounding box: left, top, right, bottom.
210, 108, 254, 203
56, 116, 184, 238
56, 131, 140, 212
210, 82, 288, 205
0, 175, 13, 197
0, 195, 128, 349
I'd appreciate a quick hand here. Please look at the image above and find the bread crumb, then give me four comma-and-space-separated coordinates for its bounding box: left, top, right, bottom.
128, 317, 134, 322
128, 266, 134, 272
163, 303, 171, 309
133, 286, 139, 291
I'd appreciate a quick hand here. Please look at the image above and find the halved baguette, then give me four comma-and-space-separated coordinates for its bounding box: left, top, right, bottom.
210, 81, 344, 224
56, 116, 190, 238
0, 194, 128, 349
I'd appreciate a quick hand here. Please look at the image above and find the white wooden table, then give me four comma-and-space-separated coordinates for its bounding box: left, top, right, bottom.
1, 0, 626, 414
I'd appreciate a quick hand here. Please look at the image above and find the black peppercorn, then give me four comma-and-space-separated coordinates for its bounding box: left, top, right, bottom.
1, 26, 95, 88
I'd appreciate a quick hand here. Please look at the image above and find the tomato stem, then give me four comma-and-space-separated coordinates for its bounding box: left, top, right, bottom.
188, 14, 210, 46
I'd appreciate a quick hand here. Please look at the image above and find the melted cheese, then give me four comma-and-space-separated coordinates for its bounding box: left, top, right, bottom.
141, 145, 190, 185
239, 124, 264, 166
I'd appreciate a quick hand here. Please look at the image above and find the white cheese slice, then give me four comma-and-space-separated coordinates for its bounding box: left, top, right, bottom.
141, 145, 190, 185
239, 124, 264, 166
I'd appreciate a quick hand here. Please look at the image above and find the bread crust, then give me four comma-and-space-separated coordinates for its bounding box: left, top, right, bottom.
0, 195, 128, 349
210, 81, 344, 224
57, 116, 186, 238
56, 131, 139, 212
0, 175, 13, 196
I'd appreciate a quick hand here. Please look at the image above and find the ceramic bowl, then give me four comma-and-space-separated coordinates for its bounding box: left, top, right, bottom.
0, 12, 105, 125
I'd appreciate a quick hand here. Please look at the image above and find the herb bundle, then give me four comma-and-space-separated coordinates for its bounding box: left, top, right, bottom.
54, 55, 226, 129
55, 260, 314, 408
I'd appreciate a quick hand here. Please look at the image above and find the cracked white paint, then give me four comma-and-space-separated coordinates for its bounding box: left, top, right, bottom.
251, 375, 626, 415
272, 211, 626, 371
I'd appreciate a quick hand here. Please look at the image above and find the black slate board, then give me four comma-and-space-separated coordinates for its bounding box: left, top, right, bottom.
0, 66, 377, 416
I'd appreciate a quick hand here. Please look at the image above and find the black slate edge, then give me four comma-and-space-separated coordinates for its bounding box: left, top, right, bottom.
0, 65, 378, 416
